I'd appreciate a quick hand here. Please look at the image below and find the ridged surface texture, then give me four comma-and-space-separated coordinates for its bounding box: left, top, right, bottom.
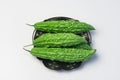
34, 20, 95, 33
31, 48, 96, 62
33, 33, 87, 47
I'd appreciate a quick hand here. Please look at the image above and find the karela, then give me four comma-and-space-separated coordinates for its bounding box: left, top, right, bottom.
75, 44, 92, 50
34, 20, 95, 34
30, 48, 96, 62
33, 33, 87, 47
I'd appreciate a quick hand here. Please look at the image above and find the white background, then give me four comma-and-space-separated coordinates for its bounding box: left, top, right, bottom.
0, 0, 120, 80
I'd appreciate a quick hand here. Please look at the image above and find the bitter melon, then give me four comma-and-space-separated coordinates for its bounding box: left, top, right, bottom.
30, 48, 96, 62
34, 20, 95, 34
33, 33, 87, 47
75, 44, 92, 50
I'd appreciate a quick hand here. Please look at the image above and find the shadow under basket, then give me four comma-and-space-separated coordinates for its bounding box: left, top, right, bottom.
32, 17, 92, 70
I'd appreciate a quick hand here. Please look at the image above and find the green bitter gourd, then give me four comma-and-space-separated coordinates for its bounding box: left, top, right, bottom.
34, 20, 95, 34
33, 33, 87, 47
30, 48, 96, 62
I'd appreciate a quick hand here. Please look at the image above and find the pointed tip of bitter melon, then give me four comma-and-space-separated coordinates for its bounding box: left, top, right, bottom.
79, 21, 95, 30
82, 49, 96, 62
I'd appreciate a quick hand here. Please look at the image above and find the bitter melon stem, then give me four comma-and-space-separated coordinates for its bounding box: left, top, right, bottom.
26, 23, 34, 26
23, 44, 33, 52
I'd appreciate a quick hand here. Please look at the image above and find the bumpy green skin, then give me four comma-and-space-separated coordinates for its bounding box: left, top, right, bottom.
33, 33, 87, 47
76, 44, 92, 50
34, 20, 95, 34
30, 48, 96, 62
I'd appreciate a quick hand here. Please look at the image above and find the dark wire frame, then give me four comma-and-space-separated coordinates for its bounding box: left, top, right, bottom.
32, 17, 92, 70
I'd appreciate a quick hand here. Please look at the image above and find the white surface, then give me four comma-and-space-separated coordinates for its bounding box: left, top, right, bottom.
0, 0, 120, 80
